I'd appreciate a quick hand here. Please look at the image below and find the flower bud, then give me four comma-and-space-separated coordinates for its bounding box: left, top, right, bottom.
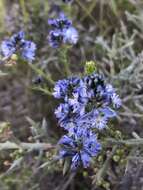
85, 61, 97, 74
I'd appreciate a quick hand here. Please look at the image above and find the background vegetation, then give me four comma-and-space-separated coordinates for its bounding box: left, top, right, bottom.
0, 0, 143, 189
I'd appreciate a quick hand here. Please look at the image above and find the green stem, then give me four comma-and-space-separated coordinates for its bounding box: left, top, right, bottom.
59, 48, 71, 76
2, 138, 143, 152
0, 141, 55, 151
93, 145, 118, 187
19, 0, 29, 25
105, 138, 143, 146
28, 63, 55, 86
75, 0, 97, 25
31, 86, 53, 96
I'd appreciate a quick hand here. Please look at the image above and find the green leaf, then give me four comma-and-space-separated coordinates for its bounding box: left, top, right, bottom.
63, 158, 71, 176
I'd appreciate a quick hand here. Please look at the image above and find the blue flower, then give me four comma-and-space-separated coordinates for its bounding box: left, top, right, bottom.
48, 13, 72, 30
54, 72, 121, 170
11, 31, 25, 44
54, 72, 121, 132
21, 41, 36, 62
48, 13, 78, 47
68, 98, 85, 116
58, 130, 101, 169
63, 27, 79, 45
100, 107, 117, 118
48, 30, 63, 48
53, 79, 69, 99
111, 93, 122, 108
1, 40, 16, 58
83, 73, 105, 101
53, 76, 81, 101
55, 103, 84, 130
77, 107, 115, 130
105, 84, 115, 94
55, 103, 70, 125
1, 31, 36, 62
1, 31, 25, 58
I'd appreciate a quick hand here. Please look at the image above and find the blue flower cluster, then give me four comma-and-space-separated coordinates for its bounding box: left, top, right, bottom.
59, 128, 101, 170
53, 73, 121, 169
1, 31, 36, 62
48, 13, 78, 48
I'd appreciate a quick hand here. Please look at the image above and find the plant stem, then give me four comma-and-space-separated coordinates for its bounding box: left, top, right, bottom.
2, 138, 143, 152
92, 145, 118, 188
28, 63, 55, 86
105, 138, 143, 146
0, 141, 55, 151
31, 86, 53, 96
59, 47, 71, 76
75, 0, 97, 25
19, 0, 29, 25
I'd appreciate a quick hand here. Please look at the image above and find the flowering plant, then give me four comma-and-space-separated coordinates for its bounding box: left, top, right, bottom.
0, 0, 143, 189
